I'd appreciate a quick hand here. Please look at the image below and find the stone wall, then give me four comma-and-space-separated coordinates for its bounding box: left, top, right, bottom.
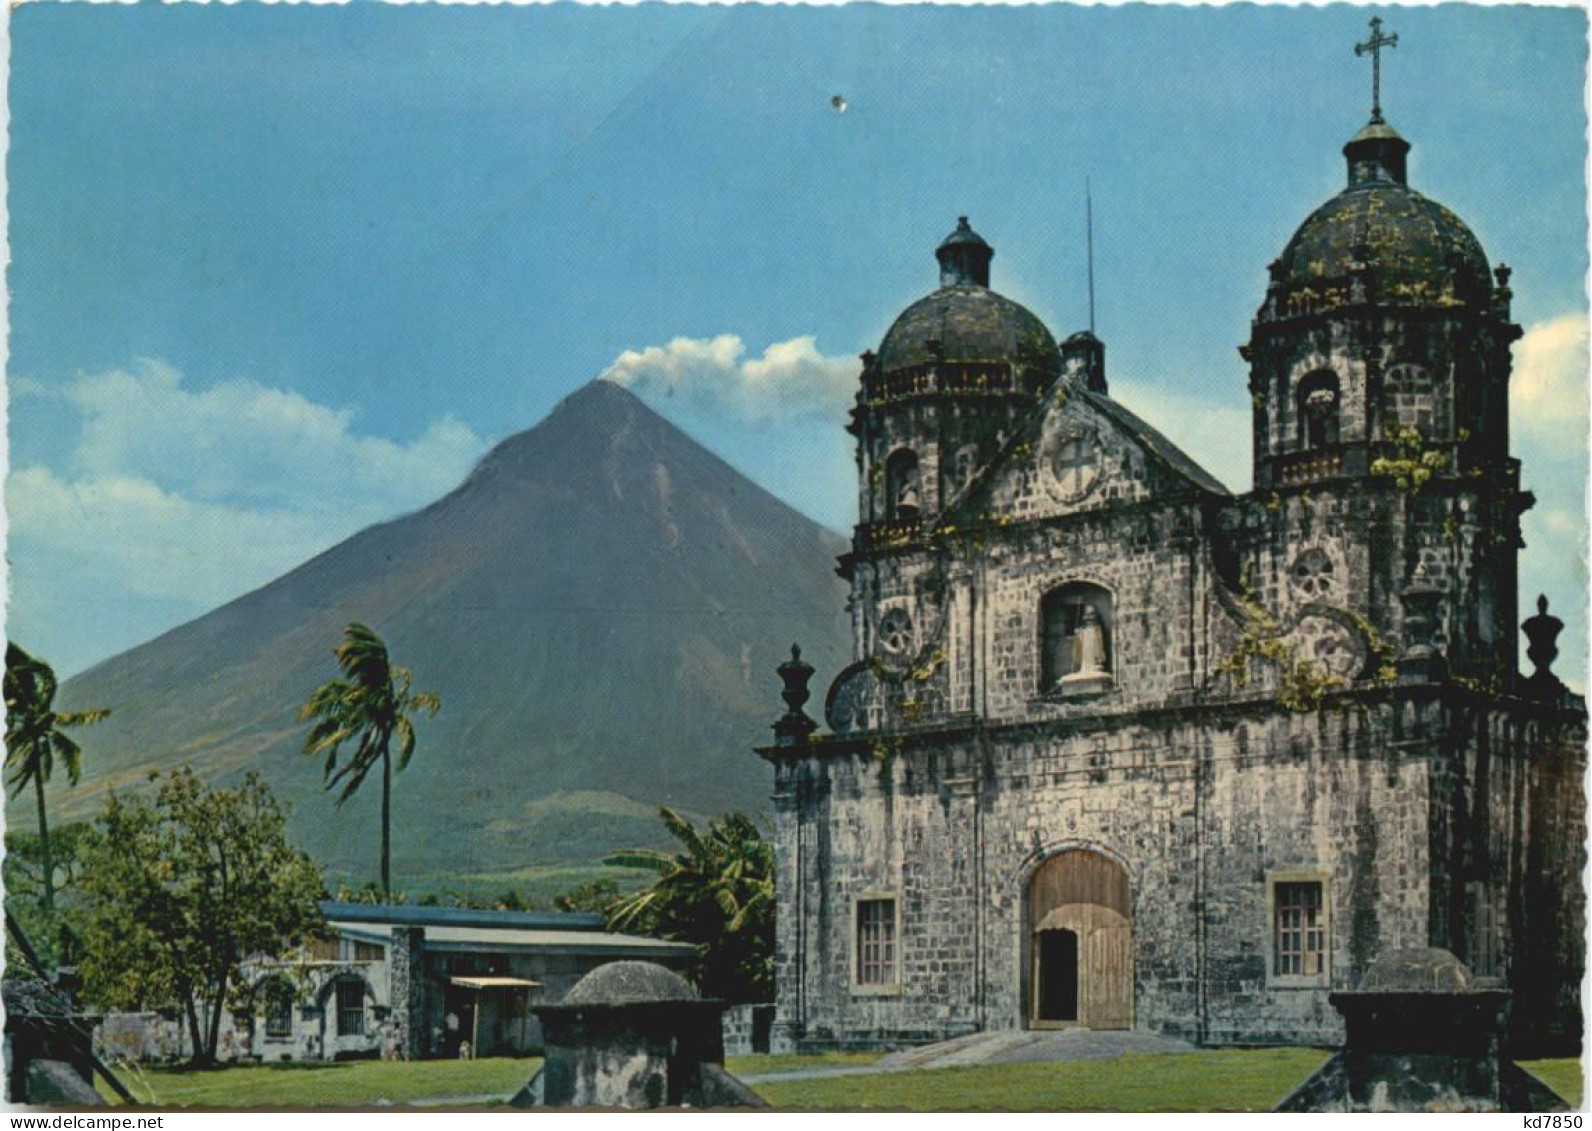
720, 1003, 775, 1056
771, 689, 1583, 1053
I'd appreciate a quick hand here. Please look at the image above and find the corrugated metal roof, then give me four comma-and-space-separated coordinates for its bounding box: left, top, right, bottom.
326, 921, 695, 957
318, 901, 604, 932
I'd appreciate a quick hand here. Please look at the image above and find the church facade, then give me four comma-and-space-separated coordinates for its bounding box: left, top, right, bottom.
759, 49, 1584, 1054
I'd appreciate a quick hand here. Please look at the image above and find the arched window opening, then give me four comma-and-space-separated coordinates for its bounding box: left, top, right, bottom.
334, 977, 368, 1037
258, 978, 296, 1039
1297, 371, 1341, 450
1041, 583, 1113, 693
884, 449, 922, 521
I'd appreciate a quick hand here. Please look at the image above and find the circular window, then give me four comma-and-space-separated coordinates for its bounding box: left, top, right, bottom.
1289, 548, 1337, 603
877, 608, 915, 660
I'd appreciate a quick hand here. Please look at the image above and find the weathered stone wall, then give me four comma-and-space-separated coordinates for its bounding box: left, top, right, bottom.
772, 684, 1584, 1053
776, 699, 1453, 1050
1428, 703, 1587, 1053
974, 506, 1206, 718
720, 1003, 775, 1056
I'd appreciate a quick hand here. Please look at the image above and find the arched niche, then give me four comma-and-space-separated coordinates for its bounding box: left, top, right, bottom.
1297, 369, 1341, 450
883, 448, 922, 521
1040, 582, 1114, 693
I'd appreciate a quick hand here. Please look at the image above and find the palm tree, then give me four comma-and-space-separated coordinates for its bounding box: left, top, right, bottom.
299, 624, 439, 900
4, 644, 110, 914
605, 809, 774, 1000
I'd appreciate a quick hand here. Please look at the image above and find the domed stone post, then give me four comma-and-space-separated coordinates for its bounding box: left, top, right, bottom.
1276, 949, 1569, 1112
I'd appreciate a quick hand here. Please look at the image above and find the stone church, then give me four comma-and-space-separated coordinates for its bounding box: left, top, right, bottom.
760, 39, 1585, 1055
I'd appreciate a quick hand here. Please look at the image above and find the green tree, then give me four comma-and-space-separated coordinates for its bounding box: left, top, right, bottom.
4, 643, 110, 915
4, 822, 94, 975
78, 768, 324, 1067
554, 877, 621, 914
299, 623, 440, 901
604, 809, 773, 1001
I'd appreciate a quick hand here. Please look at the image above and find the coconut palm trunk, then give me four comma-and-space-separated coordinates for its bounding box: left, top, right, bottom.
5, 643, 109, 922
300, 625, 438, 904
34, 772, 53, 914
381, 746, 392, 900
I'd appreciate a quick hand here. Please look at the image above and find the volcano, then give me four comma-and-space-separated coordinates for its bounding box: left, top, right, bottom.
30, 381, 850, 891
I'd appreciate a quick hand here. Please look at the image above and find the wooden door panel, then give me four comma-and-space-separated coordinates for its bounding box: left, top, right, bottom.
1084, 923, 1132, 1030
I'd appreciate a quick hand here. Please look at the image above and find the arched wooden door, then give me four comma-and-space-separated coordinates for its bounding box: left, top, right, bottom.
1028, 850, 1133, 1030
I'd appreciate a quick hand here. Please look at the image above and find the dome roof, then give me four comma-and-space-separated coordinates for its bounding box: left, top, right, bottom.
561, 961, 699, 1006
1356, 948, 1477, 993
1271, 120, 1492, 311
877, 286, 1061, 373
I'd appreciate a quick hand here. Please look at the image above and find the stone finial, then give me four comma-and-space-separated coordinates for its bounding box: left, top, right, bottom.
1521, 594, 1565, 695
774, 644, 818, 746
1492, 262, 1514, 318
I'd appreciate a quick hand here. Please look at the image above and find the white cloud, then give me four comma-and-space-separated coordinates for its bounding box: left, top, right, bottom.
60, 359, 484, 514
599, 334, 856, 422
1513, 312, 1590, 446
7, 361, 489, 666
7, 466, 347, 608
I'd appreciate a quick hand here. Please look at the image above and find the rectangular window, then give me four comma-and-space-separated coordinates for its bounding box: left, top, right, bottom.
353, 941, 384, 962
265, 992, 293, 1038
336, 981, 365, 1037
305, 936, 340, 961
1274, 881, 1325, 977
856, 898, 897, 986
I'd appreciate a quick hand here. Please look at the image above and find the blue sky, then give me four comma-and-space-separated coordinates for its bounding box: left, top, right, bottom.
7, 3, 1588, 685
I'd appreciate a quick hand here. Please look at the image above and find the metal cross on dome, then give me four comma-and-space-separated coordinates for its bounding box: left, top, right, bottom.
1355, 16, 1399, 124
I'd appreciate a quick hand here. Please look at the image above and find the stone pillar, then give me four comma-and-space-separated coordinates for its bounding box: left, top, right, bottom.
388, 927, 426, 1060
1276, 948, 1570, 1112
1397, 565, 1446, 682
520, 962, 761, 1109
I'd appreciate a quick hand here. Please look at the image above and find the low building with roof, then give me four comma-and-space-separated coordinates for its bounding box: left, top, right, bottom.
252, 901, 696, 1062
97, 901, 696, 1065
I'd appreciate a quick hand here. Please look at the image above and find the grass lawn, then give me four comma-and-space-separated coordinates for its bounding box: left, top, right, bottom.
1520, 1059, 1584, 1109
726, 1051, 887, 1076
752, 1048, 1332, 1112
99, 1056, 539, 1108
94, 1048, 1580, 1111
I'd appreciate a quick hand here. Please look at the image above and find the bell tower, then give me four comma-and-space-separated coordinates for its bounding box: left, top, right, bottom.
849, 217, 1061, 538
1241, 19, 1527, 682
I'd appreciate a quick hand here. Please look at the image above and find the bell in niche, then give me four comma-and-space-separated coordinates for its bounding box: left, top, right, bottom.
894, 473, 921, 521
